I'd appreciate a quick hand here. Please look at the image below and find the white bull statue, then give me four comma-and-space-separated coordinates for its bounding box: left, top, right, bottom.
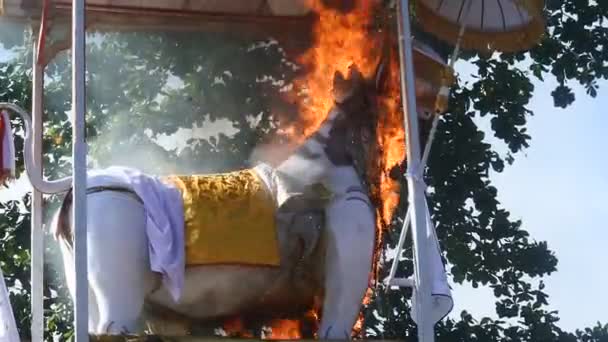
0, 42, 447, 338
0, 63, 394, 339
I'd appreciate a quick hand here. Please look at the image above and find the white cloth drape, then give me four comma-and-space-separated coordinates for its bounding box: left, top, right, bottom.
411, 198, 454, 324
0, 267, 19, 342
84, 167, 185, 302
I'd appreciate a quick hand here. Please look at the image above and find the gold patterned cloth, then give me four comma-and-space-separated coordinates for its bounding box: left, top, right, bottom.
162, 169, 280, 267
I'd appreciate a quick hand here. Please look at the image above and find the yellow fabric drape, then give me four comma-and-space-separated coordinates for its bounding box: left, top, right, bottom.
163, 169, 280, 267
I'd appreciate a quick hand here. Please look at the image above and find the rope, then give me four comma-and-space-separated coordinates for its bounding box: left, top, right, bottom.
434, 0, 469, 114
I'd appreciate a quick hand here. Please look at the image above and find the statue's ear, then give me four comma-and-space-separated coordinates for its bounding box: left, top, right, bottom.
333, 64, 368, 104
333, 70, 353, 104
347, 64, 364, 84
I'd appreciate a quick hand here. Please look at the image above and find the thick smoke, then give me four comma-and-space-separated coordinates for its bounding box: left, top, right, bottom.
0, 20, 27, 60
4, 26, 312, 325
80, 32, 302, 175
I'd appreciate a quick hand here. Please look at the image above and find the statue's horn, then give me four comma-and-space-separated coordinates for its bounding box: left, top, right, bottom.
374, 32, 391, 92
332, 69, 354, 104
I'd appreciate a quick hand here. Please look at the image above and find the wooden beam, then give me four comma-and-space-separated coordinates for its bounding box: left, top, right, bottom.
1, 0, 312, 21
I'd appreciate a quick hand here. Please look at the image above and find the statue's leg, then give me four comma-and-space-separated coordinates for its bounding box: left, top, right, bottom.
86, 192, 156, 334
319, 194, 375, 339
59, 238, 100, 332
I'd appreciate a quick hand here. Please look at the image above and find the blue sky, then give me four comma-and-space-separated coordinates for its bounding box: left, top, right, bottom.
0, 41, 606, 332
450, 62, 608, 331
491, 77, 608, 331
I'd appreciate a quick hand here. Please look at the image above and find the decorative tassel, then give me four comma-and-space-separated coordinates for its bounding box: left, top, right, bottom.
434, 67, 456, 114
0, 111, 15, 185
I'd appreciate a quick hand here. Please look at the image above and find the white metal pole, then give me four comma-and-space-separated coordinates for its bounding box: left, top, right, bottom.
397, 1, 434, 341
386, 117, 439, 289
72, 0, 88, 340
31, 41, 44, 342
387, 209, 411, 283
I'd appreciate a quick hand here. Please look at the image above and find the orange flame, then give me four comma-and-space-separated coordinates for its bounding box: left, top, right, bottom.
222, 316, 254, 338
265, 319, 302, 340
288, 2, 405, 254
376, 51, 406, 227
286, 0, 384, 138
287, 0, 405, 226
286, 0, 406, 336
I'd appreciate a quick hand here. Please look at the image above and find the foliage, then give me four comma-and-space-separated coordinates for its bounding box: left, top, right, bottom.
0, 1, 607, 341
362, 1, 608, 341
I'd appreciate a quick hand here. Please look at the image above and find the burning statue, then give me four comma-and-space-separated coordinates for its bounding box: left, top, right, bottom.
0, 1, 454, 339
0, 58, 384, 339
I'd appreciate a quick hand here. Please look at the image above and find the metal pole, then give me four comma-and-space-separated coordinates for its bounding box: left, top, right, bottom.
31, 42, 44, 342
72, 0, 88, 340
397, 1, 434, 341
386, 116, 439, 289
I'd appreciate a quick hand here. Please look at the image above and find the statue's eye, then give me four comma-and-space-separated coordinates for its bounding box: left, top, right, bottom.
361, 129, 371, 143
418, 109, 432, 120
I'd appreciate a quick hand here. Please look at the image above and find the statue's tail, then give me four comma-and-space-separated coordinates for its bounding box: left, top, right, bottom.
0, 102, 72, 193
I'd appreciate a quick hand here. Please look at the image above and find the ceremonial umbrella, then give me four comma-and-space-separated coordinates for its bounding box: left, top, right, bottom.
417, 0, 547, 113
415, 0, 546, 53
